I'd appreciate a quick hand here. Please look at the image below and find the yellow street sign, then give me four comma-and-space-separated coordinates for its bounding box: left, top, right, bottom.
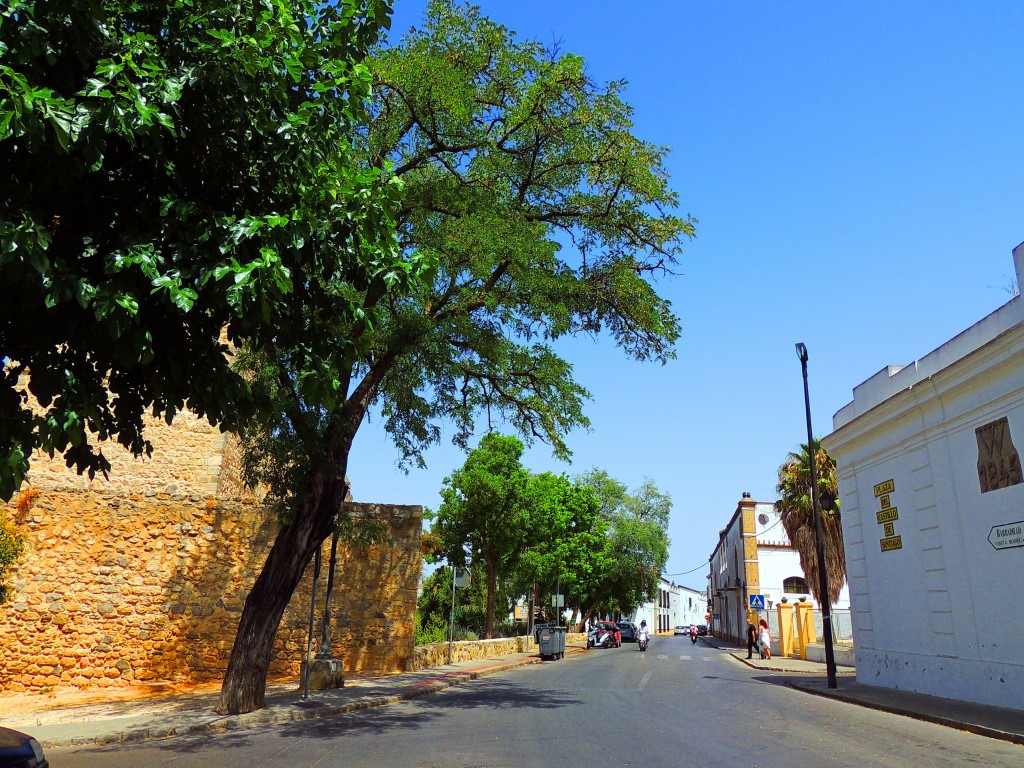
880, 535, 903, 552
876, 508, 899, 524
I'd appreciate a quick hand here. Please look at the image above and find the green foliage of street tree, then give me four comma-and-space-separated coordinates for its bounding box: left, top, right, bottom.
0, 0, 406, 502
223, 0, 691, 712
573, 469, 671, 626
358, 0, 693, 468
775, 440, 846, 606
513, 472, 610, 624
3, 0, 692, 714
415, 566, 453, 644
433, 433, 531, 638
432, 454, 672, 637
416, 564, 500, 644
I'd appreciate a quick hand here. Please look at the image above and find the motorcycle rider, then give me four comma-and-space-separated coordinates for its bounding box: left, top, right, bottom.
637, 620, 650, 649
689, 624, 698, 643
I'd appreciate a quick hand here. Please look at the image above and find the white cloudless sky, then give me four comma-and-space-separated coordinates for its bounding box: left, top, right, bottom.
347, 0, 1024, 588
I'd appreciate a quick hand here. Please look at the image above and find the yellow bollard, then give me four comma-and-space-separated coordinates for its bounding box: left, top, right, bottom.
795, 601, 816, 659
777, 602, 795, 657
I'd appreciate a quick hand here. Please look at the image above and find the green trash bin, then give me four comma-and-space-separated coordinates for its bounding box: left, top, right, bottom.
535, 625, 567, 660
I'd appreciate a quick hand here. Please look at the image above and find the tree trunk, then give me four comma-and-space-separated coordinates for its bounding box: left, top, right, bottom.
485, 555, 496, 639
579, 596, 601, 629
216, 474, 344, 714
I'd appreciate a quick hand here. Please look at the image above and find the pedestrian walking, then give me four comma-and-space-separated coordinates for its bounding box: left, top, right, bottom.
758, 618, 772, 660
746, 620, 758, 659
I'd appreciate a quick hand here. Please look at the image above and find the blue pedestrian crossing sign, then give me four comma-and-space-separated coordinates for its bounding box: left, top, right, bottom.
748, 594, 766, 610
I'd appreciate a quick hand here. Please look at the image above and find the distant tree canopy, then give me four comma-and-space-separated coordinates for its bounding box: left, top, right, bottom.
573, 469, 671, 622
432, 439, 672, 636
0, 0, 410, 501
416, 561, 496, 644
511, 471, 611, 621
432, 433, 532, 638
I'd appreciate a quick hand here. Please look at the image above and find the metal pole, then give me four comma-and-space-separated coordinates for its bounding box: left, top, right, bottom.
316, 525, 340, 658
555, 573, 560, 626
796, 342, 838, 689
303, 546, 322, 699
527, 585, 535, 637
448, 565, 457, 665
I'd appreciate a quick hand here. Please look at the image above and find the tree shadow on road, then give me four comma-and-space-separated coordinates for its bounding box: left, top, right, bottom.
55, 676, 584, 758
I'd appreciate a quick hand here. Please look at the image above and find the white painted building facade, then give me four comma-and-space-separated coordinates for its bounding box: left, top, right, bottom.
628, 577, 706, 633
709, 495, 849, 645
822, 242, 1024, 711
754, 502, 851, 612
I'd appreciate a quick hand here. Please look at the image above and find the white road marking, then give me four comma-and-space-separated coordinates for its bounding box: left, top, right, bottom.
637, 670, 653, 690
679, 655, 691, 661
657, 654, 668, 659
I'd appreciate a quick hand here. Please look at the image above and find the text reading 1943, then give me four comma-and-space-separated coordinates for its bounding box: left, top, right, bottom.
976, 417, 1022, 493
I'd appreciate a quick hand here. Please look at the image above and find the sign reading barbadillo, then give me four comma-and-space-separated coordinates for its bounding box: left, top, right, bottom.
988, 521, 1024, 550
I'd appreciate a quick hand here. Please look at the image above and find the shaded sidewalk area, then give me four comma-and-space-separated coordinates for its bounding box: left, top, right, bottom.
703, 636, 1024, 746
0, 645, 580, 748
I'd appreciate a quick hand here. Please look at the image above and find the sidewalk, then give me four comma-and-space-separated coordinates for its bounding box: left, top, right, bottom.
1, 645, 580, 748
703, 636, 1024, 746
3, 638, 1022, 749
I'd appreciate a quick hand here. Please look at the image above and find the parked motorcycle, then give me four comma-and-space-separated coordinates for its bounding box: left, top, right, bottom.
587, 622, 621, 649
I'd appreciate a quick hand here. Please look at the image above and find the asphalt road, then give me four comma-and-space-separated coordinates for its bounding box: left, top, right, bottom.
52, 637, 1022, 767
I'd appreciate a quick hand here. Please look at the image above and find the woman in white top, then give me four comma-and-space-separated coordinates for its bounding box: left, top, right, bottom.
758, 619, 772, 659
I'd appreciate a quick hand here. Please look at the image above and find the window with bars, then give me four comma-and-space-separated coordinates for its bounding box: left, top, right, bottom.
783, 576, 809, 594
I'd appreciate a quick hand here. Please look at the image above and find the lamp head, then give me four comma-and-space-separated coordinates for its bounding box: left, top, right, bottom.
795, 342, 808, 363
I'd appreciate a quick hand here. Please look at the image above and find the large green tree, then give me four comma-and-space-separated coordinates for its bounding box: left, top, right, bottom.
433, 432, 531, 638
775, 440, 846, 606
221, 0, 692, 712
574, 469, 671, 625
513, 472, 610, 625
0, 0, 405, 501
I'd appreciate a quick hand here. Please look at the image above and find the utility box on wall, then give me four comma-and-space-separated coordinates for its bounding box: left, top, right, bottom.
823, 242, 1024, 711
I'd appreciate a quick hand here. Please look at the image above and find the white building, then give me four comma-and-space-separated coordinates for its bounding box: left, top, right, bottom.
822, 241, 1024, 711
628, 577, 706, 633
709, 494, 849, 645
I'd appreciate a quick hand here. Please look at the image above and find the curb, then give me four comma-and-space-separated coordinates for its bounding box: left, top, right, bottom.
726, 653, 836, 675
711, 642, 1022, 747
49, 655, 543, 748
787, 681, 1024, 747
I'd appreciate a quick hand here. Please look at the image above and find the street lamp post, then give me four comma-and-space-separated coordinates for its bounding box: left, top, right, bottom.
795, 342, 838, 689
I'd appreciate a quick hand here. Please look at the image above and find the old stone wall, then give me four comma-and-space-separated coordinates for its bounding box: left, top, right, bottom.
411, 633, 588, 670
0, 489, 421, 693
20, 410, 239, 499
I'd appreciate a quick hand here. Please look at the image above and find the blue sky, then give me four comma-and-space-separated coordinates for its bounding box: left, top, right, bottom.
348, 1, 1024, 588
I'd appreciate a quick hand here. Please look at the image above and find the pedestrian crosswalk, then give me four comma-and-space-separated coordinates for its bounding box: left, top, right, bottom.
651, 654, 703, 661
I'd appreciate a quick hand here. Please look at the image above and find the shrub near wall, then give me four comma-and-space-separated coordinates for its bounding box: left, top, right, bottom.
0, 489, 421, 693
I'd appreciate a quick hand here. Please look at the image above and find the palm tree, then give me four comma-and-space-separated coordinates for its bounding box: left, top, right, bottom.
775, 440, 846, 606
